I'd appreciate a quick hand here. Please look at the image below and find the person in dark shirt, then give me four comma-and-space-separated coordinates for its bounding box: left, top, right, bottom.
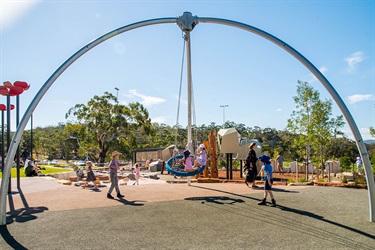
244, 142, 259, 188
24, 160, 38, 177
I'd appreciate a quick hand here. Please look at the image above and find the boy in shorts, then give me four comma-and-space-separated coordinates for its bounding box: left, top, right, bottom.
258, 154, 276, 207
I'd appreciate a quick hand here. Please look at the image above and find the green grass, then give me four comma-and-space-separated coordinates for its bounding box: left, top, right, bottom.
0, 165, 72, 178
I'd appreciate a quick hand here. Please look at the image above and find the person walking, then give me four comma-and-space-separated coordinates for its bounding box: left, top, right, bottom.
107, 151, 125, 199
84, 161, 98, 189
244, 142, 259, 188
258, 154, 276, 207
276, 152, 284, 175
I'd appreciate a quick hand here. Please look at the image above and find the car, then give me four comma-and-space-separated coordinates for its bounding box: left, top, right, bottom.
75, 160, 86, 166
42, 159, 50, 164
50, 159, 59, 165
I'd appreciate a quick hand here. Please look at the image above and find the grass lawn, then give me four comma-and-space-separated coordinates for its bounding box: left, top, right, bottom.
0, 165, 72, 178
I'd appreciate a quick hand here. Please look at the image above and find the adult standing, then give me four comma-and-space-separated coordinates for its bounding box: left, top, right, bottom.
276, 152, 284, 175
244, 142, 258, 188
21, 149, 30, 163
107, 151, 125, 199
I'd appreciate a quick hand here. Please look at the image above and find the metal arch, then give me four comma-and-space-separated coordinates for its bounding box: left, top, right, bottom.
1, 13, 374, 225
0, 17, 178, 225
197, 17, 374, 222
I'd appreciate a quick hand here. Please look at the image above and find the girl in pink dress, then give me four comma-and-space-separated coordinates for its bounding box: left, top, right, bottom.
183, 150, 193, 171
133, 163, 140, 185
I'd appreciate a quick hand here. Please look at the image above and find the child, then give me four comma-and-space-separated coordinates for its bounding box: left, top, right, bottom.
194, 144, 207, 168
72, 163, 84, 181
107, 151, 125, 199
258, 154, 276, 207
183, 150, 193, 171
84, 161, 98, 189
133, 163, 140, 185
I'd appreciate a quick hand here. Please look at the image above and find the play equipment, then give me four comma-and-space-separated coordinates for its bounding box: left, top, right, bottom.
217, 128, 240, 180
166, 154, 206, 177
165, 15, 207, 181
1, 11, 373, 226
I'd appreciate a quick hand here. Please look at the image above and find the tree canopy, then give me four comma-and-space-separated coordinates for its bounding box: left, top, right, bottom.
65, 92, 153, 163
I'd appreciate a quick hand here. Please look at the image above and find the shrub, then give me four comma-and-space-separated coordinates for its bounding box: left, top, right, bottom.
287, 179, 295, 184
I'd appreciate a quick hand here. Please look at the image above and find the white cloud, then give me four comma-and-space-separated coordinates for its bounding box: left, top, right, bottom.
0, 0, 40, 31
276, 108, 282, 112
126, 89, 166, 106
347, 94, 373, 104
151, 116, 168, 123
345, 127, 374, 141
345, 51, 364, 73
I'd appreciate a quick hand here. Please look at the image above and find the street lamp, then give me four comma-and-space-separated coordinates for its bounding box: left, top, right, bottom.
220, 104, 229, 126
114, 87, 119, 103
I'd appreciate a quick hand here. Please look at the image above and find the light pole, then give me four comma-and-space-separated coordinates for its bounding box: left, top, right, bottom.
114, 87, 119, 103
220, 105, 229, 126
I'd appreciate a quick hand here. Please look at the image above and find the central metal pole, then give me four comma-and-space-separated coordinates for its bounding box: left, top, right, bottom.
186, 31, 193, 153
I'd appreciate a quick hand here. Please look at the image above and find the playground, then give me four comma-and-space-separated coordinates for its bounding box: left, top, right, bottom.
0, 176, 374, 249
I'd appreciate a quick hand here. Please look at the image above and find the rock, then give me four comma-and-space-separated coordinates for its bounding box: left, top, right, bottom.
56, 180, 71, 185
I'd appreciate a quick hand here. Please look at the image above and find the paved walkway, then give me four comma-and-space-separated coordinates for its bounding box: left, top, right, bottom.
1, 175, 375, 249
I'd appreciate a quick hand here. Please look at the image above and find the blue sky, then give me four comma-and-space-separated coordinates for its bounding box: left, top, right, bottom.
1, 0, 374, 140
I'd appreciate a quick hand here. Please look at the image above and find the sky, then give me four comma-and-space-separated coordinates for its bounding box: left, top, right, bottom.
1, 0, 374, 141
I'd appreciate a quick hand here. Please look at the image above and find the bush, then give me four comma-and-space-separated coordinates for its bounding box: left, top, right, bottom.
339, 156, 351, 172
287, 179, 295, 184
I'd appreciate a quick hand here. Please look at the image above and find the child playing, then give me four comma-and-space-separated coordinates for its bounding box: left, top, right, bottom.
84, 161, 98, 189
72, 163, 84, 181
133, 163, 140, 185
258, 154, 276, 207
194, 144, 207, 168
183, 150, 193, 171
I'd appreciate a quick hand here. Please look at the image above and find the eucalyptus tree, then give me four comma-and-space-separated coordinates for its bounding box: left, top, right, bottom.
370, 127, 375, 138
287, 81, 344, 175
66, 92, 153, 163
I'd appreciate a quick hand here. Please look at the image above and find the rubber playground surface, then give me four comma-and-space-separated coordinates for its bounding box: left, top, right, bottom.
0, 175, 374, 249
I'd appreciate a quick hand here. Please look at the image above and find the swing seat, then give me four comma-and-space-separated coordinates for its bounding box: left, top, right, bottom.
166, 154, 206, 177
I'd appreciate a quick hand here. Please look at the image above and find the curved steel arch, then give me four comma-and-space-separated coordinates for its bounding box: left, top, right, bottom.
1, 13, 373, 225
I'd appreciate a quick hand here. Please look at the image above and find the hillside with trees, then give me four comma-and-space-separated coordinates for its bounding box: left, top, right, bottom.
7, 82, 374, 173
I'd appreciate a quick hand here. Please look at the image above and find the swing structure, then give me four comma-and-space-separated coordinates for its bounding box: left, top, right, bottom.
165, 14, 206, 179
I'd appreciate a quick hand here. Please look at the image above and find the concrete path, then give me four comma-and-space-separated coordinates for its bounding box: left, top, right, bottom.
0, 176, 374, 249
